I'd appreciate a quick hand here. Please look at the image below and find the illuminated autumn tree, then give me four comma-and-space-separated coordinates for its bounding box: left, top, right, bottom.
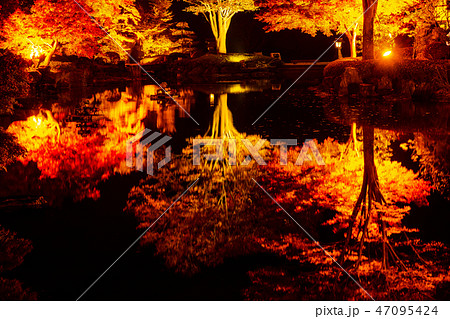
379, 0, 450, 59
184, 0, 258, 54
93, 0, 142, 61
1, 0, 105, 67
7, 112, 131, 203
170, 22, 197, 55
137, 0, 179, 57
96, 0, 183, 60
361, 0, 418, 59
256, 0, 412, 59
256, 0, 362, 58
0, 0, 141, 67
380, 0, 446, 38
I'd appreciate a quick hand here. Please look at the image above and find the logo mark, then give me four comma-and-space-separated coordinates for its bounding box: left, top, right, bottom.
126, 129, 172, 175
193, 138, 325, 166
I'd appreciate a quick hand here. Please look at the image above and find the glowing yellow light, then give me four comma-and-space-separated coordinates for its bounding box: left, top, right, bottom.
227, 55, 249, 63
27, 38, 46, 59
210, 94, 215, 105
383, 50, 392, 57
32, 116, 42, 127
227, 84, 248, 94
29, 45, 44, 59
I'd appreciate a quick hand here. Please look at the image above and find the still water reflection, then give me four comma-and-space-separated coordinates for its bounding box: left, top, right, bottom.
1, 80, 449, 301
3, 80, 450, 203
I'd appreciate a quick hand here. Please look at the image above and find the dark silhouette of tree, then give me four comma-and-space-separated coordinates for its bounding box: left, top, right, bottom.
362, 0, 378, 60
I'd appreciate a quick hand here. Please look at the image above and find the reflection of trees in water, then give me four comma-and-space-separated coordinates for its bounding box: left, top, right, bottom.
6, 115, 130, 204
209, 93, 240, 139
324, 97, 450, 132
237, 128, 440, 299
342, 126, 390, 269
341, 122, 359, 159
321, 97, 450, 268
198, 81, 277, 139
96, 85, 195, 135
324, 98, 450, 199
406, 132, 450, 199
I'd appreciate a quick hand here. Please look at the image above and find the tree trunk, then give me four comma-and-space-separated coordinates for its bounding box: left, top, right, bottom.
40, 40, 58, 68
351, 122, 358, 153
216, 14, 229, 54
211, 94, 239, 138
362, 0, 378, 60
351, 34, 357, 58
205, 9, 233, 54
346, 31, 357, 58
362, 126, 384, 205
341, 126, 385, 263
351, 26, 358, 58
217, 32, 227, 54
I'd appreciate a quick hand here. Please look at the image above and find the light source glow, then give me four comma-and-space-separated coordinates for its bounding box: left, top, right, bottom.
383, 50, 392, 57
226, 55, 249, 63
27, 38, 45, 59
29, 45, 45, 59
32, 116, 42, 128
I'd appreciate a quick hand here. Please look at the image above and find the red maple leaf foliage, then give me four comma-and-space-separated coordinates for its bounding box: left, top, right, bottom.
0, 0, 132, 60
7, 116, 130, 203
262, 136, 432, 241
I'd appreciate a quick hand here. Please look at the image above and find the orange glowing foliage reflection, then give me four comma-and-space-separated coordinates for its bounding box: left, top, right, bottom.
245, 136, 446, 300
96, 86, 194, 135
7, 115, 130, 201
263, 136, 432, 240
6, 86, 194, 202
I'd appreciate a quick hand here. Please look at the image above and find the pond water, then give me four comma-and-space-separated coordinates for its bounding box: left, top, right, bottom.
1, 78, 449, 300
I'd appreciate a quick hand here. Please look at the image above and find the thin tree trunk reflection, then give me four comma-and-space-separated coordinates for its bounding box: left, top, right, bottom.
341, 126, 386, 268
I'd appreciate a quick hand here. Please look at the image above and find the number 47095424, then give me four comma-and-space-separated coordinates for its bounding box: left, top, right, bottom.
376, 306, 438, 316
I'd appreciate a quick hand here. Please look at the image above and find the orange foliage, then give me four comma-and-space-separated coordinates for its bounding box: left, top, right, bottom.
262, 135, 432, 241
0, 0, 137, 63
5, 86, 194, 202
249, 233, 450, 300
7, 115, 130, 201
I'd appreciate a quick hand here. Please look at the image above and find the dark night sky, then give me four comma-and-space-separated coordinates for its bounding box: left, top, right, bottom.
172, 3, 343, 62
